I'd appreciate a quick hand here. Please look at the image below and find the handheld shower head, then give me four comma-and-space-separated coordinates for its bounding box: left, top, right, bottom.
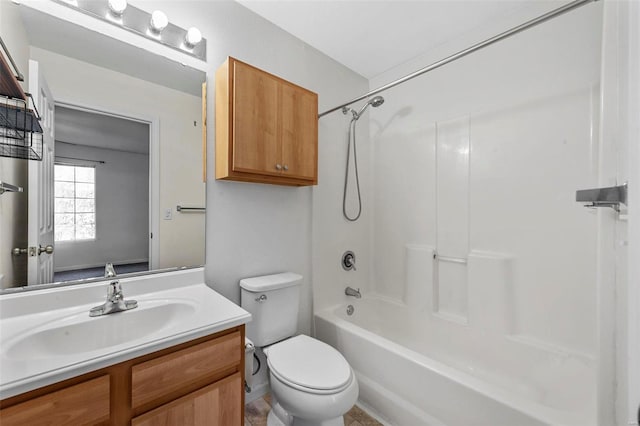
369, 96, 385, 107
342, 95, 385, 221
356, 95, 385, 117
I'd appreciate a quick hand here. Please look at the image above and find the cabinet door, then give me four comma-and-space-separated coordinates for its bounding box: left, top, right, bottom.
0, 375, 110, 426
131, 373, 242, 426
232, 61, 281, 176
280, 83, 318, 181
131, 331, 241, 412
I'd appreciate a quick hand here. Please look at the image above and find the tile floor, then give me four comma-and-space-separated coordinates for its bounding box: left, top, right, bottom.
244, 393, 383, 426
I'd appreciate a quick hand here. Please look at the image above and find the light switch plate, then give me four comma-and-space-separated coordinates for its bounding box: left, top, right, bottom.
164, 208, 172, 220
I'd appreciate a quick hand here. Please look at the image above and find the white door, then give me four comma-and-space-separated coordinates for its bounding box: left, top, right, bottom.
27, 60, 55, 285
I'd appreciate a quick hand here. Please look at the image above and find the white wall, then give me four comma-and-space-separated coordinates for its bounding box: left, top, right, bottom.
53, 142, 149, 271
28, 47, 205, 271
369, 2, 602, 357
0, 1, 30, 288
129, 0, 370, 335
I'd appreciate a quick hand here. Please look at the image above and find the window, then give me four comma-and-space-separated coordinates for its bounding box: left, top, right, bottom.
54, 164, 96, 241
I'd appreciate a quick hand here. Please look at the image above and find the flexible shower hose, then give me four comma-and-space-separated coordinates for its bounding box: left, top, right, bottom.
343, 117, 362, 222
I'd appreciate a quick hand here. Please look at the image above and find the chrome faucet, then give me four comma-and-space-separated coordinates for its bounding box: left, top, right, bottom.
345, 286, 361, 298
89, 263, 138, 317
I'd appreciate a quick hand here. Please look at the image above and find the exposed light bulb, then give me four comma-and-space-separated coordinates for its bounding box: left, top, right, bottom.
108, 0, 127, 16
184, 27, 202, 48
149, 10, 168, 34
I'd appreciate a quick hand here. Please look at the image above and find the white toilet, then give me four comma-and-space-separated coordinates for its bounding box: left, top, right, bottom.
240, 272, 358, 426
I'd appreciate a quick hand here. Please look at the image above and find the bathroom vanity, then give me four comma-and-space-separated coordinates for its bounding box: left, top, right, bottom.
0, 268, 251, 425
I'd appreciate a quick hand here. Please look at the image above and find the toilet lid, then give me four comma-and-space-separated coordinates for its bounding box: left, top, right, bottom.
266, 335, 352, 391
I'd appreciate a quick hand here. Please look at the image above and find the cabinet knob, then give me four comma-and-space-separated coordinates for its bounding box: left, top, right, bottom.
275, 164, 282, 170
283, 165, 289, 171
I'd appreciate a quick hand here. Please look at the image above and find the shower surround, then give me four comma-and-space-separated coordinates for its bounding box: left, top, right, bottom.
313, 2, 603, 425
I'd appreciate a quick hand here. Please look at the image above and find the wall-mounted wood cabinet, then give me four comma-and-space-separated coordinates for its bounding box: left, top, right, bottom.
215, 57, 318, 186
0, 326, 244, 426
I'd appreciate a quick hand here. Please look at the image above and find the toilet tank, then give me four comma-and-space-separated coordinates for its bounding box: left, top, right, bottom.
240, 272, 302, 347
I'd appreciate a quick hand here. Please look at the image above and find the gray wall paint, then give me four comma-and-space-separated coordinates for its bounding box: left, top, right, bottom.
54, 142, 149, 271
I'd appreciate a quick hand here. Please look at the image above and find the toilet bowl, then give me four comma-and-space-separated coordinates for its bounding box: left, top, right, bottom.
240, 273, 359, 426
264, 335, 359, 426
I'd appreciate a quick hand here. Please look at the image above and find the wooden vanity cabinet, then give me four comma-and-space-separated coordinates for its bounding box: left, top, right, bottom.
0, 326, 245, 426
0, 375, 110, 426
131, 373, 241, 426
215, 56, 318, 186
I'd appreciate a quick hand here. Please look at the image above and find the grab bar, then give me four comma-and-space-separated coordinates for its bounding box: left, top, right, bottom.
434, 253, 467, 265
176, 205, 206, 213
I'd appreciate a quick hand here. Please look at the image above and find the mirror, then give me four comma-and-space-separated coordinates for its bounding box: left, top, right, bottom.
0, 4, 206, 291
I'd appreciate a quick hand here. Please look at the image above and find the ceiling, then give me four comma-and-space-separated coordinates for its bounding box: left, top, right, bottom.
236, 0, 565, 79
55, 106, 150, 154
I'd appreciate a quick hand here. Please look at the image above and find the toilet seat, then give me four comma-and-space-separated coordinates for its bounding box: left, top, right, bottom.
266, 335, 353, 394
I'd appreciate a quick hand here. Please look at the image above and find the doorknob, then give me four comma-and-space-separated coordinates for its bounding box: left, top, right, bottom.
38, 245, 54, 255
12, 245, 54, 256
12, 247, 27, 256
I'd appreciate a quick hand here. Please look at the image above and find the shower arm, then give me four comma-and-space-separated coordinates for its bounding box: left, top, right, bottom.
318, 0, 598, 119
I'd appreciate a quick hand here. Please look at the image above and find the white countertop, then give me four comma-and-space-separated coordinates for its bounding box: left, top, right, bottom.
0, 268, 251, 399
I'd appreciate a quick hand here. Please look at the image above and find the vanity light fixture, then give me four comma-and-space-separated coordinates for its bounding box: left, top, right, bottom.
149, 10, 169, 35
184, 27, 202, 49
107, 0, 127, 16
49, 0, 206, 61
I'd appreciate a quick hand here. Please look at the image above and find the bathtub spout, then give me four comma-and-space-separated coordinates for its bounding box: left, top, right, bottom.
345, 286, 361, 298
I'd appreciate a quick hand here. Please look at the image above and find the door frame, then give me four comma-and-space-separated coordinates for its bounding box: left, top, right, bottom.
53, 99, 160, 270
27, 59, 55, 285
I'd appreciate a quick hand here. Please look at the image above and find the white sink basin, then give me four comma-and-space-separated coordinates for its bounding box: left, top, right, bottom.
0, 268, 252, 400
4, 299, 197, 359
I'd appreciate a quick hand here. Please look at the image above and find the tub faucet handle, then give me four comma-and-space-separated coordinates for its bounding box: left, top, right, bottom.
342, 251, 356, 271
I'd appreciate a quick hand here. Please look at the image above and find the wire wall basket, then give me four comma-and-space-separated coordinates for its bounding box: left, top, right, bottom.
0, 94, 43, 161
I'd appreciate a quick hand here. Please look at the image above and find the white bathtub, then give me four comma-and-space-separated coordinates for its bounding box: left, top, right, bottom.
314, 297, 595, 426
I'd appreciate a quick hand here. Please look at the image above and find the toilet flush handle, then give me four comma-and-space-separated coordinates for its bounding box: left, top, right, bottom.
255, 294, 267, 303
